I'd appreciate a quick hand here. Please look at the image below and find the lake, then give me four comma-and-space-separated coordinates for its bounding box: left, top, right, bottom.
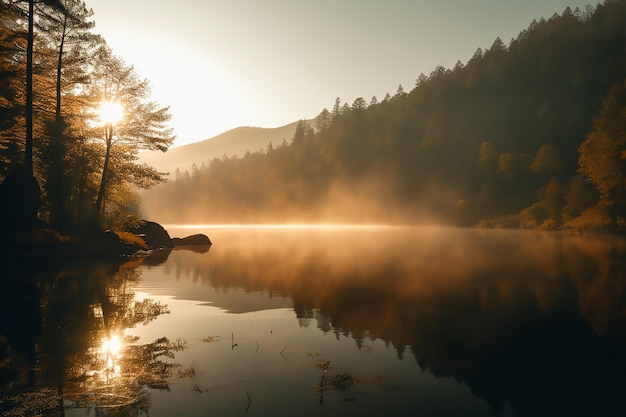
1, 226, 625, 417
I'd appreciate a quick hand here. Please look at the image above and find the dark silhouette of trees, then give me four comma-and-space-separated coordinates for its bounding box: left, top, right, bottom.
0, 0, 67, 231
292, 119, 313, 144
0, 3, 24, 176
0, 0, 173, 232
35, 0, 100, 227
24, 0, 67, 176
315, 107, 331, 131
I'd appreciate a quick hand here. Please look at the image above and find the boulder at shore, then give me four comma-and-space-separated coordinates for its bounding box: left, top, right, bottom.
130, 220, 174, 248
130, 220, 212, 249
0, 166, 42, 233
171, 234, 212, 246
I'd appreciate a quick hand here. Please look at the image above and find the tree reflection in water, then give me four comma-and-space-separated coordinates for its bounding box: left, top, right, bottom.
0, 258, 174, 416
3, 228, 625, 417
160, 227, 626, 417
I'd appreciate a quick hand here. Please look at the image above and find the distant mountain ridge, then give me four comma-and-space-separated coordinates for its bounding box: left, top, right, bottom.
139, 120, 304, 175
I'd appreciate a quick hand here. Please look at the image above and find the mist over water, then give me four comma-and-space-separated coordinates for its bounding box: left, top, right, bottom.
140, 226, 626, 416
139, 170, 455, 226
2, 226, 625, 416
163, 225, 626, 336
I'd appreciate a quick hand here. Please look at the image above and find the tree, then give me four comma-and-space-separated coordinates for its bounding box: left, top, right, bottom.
529, 144, 564, 177
0, 2, 25, 176
497, 153, 531, 177
331, 97, 341, 119
25, 0, 36, 176
562, 175, 598, 223
351, 97, 367, 111
479, 141, 496, 164
88, 46, 174, 221
0, 0, 66, 231
315, 108, 331, 131
578, 79, 626, 226
429, 65, 446, 80
22, 0, 67, 176
36, 0, 99, 227
292, 119, 312, 144
415, 73, 428, 87
489, 37, 506, 53
536, 177, 564, 225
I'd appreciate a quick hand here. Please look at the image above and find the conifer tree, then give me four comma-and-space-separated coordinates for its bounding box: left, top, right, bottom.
36, 0, 100, 227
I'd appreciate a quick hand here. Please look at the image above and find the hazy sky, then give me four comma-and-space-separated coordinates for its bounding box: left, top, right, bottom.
87, 0, 597, 147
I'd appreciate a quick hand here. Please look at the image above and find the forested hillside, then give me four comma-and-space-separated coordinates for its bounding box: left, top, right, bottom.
142, 1, 626, 231
138, 121, 302, 175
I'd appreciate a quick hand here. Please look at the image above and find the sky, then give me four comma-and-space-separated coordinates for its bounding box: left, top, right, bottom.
87, 0, 597, 148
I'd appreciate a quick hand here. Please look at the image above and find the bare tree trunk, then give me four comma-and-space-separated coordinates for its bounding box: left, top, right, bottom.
95, 125, 113, 216
50, 13, 69, 227
25, 0, 34, 176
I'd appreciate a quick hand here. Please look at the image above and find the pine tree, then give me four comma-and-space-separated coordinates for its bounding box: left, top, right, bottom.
36, 0, 100, 227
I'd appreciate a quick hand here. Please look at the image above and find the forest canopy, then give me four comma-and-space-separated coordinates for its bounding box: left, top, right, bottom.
141, 0, 626, 232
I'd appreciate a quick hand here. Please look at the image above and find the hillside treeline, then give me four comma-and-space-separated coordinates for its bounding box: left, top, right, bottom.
143, 1, 626, 230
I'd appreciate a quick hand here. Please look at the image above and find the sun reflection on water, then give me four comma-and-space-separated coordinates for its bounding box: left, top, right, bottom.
100, 334, 122, 377
164, 223, 397, 230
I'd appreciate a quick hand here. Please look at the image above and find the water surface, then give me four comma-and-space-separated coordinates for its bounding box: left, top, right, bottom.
1, 226, 625, 417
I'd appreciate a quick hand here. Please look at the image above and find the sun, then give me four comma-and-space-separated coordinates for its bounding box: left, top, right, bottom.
98, 101, 124, 125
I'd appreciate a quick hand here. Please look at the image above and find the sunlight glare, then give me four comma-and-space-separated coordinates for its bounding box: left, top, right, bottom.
164, 224, 395, 230
101, 334, 122, 375
98, 101, 124, 125
101, 334, 122, 355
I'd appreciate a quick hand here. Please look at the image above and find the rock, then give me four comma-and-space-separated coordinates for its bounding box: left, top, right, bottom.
0, 166, 42, 233
102, 229, 121, 249
171, 234, 212, 246
143, 248, 173, 265
130, 220, 173, 248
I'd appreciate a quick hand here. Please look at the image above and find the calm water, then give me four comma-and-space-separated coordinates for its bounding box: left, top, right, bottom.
1, 226, 626, 417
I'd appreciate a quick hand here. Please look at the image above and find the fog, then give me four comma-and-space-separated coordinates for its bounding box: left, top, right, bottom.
149, 226, 626, 343
138, 173, 465, 227
138, 224, 626, 410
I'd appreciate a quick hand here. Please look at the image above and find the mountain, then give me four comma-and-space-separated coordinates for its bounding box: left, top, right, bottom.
141, 1, 626, 231
139, 121, 303, 176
